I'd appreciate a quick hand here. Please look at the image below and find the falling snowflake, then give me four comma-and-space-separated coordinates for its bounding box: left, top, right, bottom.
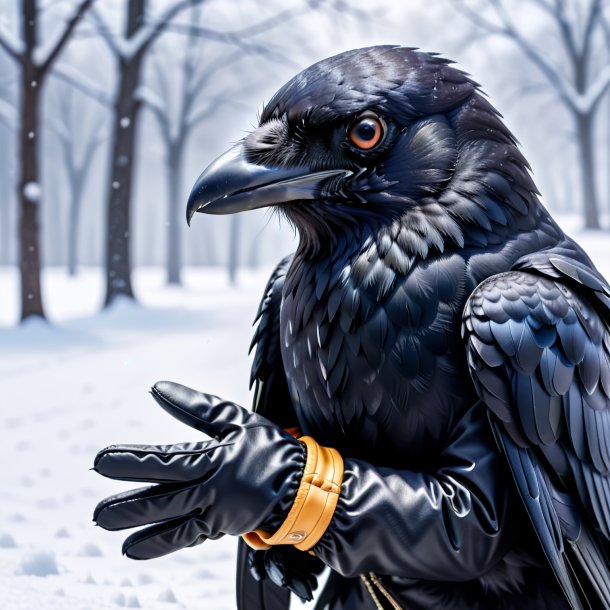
23, 182, 41, 202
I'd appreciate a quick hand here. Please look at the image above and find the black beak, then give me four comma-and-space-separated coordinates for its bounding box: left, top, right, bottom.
186, 144, 352, 225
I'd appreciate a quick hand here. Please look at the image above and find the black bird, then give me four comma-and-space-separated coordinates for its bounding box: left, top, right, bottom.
97, 46, 610, 609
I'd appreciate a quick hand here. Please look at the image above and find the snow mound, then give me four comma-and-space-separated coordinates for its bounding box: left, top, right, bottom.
195, 568, 214, 579
79, 543, 103, 557
18, 551, 59, 576
137, 572, 154, 585
157, 588, 178, 603
83, 573, 96, 584
0, 533, 17, 548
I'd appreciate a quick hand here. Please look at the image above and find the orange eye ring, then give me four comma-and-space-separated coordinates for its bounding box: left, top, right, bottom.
348, 114, 384, 150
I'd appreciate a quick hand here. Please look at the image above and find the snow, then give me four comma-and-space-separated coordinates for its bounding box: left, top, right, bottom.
18, 552, 59, 577
0, 534, 17, 549
0, 219, 608, 609
91, 1, 194, 62
31, 1, 93, 68
51, 64, 113, 107
572, 64, 610, 115
0, 267, 276, 609
31, 0, 89, 68
0, 98, 16, 127
23, 182, 42, 202
133, 87, 164, 115
0, 17, 25, 57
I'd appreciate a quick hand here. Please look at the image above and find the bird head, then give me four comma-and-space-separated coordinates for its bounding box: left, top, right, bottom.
187, 46, 540, 259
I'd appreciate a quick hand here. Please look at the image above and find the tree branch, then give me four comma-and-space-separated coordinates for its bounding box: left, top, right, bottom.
38, 0, 94, 74
186, 95, 250, 129
0, 18, 24, 62
460, 0, 583, 113
599, 4, 610, 53
77, 116, 106, 174
91, 0, 203, 61
135, 85, 172, 145
453, 0, 509, 36
50, 63, 112, 107
579, 0, 601, 63
534, 0, 579, 61
0, 96, 16, 129
185, 50, 243, 107
163, 22, 295, 65
576, 63, 610, 115
88, 7, 122, 57
218, 4, 309, 38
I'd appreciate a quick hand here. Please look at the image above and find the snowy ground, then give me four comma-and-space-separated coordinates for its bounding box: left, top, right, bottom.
0, 216, 609, 610
0, 266, 279, 610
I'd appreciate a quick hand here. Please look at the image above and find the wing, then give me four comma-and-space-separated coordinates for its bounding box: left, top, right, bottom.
249, 254, 297, 427
237, 255, 295, 610
463, 257, 610, 610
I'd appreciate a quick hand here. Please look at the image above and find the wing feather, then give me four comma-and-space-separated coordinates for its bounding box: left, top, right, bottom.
237, 256, 297, 610
249, 255, 296, 427
463, 260, 610, 608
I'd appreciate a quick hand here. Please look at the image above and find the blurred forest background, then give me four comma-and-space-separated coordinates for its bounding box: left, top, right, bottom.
0, 0, 609, 323
3, 2, 610, 608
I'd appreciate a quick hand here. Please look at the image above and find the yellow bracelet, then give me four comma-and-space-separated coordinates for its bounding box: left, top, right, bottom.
242, 436, 344, 552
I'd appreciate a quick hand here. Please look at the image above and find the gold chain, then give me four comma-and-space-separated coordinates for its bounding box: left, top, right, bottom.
360, 574, 385, 610
368, 572, 403, 610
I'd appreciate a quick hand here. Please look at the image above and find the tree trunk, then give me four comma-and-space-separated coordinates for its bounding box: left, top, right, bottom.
46, 151, 65, 265
0, 125, 12, 264
576, 112, 600, 229
203, 223, 217, 265
104, 0, 146, 306
248, 232, 260, 269
227, 214, 240, 285
18, 0, 45, 321
166, 143, 183, 285
67, 175, 85, 276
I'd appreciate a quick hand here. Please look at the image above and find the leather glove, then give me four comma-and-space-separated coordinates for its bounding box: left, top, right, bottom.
93, 381, 305, 560
248, 545, 325, 602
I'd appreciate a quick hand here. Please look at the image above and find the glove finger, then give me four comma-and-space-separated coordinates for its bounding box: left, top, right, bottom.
93, 480, 212, 531
93, 440, 220, 483
121, 514, 218, 560
247, 547, 266, 582
152, 381, 254, 438
265, 549, 316, 602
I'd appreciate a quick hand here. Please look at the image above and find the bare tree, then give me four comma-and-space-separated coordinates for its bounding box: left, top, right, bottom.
47, 82, 107, 276
91, 0, 208, 306
0, 0, 94, 320
227, 215, 240, 285
139, 6, 254, 285
93, 0, 323, 302
0, 90, 16, 264
455, 0, 610, 229
597, 7, 610, 219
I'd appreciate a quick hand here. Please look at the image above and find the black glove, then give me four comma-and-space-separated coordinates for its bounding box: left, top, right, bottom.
248, 545, 325, 602
93, 381, 305, 560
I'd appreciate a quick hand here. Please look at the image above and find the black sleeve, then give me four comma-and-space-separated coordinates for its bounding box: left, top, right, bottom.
313, 401, 511, 580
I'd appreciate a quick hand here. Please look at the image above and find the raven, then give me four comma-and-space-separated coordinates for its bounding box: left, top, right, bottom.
95, 47, 610, 609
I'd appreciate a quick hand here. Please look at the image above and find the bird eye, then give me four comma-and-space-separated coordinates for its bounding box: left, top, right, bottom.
348, 114, 384, 150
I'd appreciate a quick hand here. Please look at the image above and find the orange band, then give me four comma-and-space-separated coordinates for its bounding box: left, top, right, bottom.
242, 436, 343, 552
